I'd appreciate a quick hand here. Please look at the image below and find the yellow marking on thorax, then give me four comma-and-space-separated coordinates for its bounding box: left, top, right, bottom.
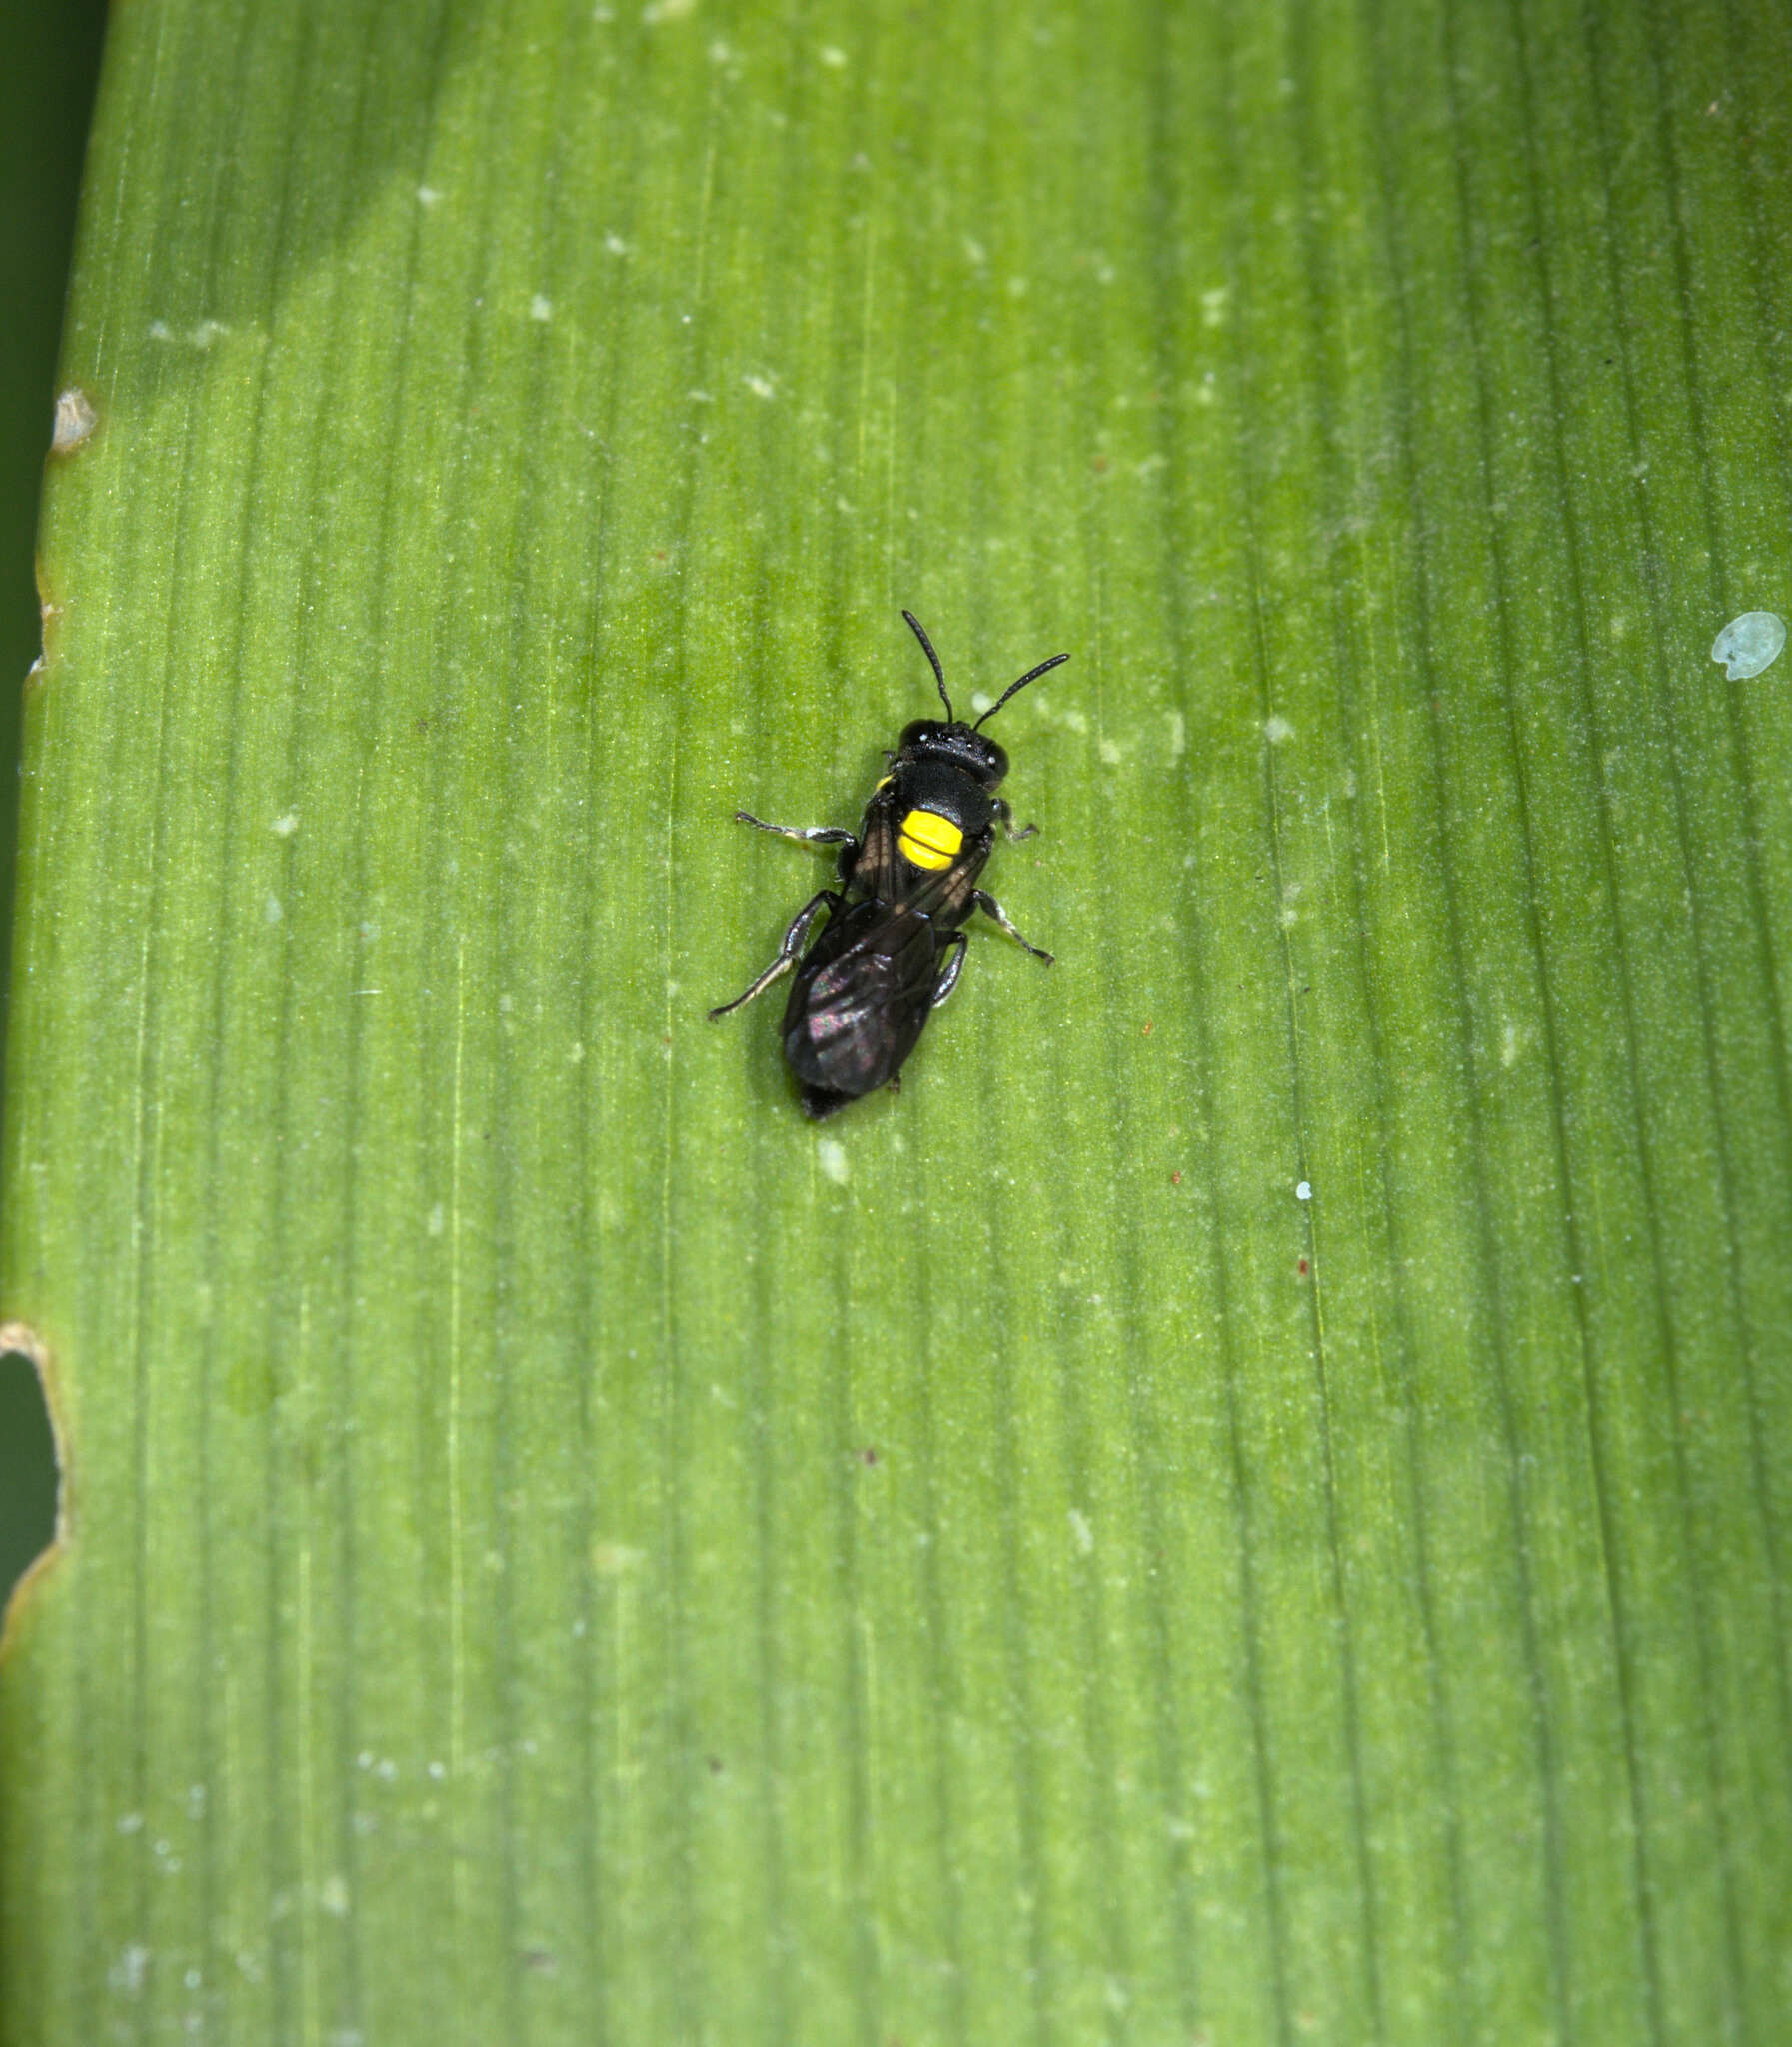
897, 807, 963, 872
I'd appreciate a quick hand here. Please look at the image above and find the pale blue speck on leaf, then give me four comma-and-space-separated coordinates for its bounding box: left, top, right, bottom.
1709, 608, 1787, 680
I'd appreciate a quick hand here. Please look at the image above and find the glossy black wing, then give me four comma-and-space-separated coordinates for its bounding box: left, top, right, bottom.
848, 786, 909, 900
781, 897, 944, 1115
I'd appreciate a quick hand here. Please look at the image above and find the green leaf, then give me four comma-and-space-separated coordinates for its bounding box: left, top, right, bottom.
5, 0, 1790, 2040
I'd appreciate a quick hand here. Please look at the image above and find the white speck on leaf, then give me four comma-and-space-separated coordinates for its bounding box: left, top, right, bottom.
529, 294, 553, 322
818, 1138, 850, 1185
110, 1946, 151, 1995
51, 388, 96, 452
1265, 714, 1295, 745
1710, 610, 1786, 681
1295, 1180, 1312, 1202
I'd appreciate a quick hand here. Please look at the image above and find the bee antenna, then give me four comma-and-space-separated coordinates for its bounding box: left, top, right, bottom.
973, 650, 1070, 730
902, 610, 954, 722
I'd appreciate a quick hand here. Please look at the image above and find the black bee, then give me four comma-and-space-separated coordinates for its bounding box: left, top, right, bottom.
709, 611, 1068, 1119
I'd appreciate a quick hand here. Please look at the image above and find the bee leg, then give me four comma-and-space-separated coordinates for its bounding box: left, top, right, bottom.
930, 931, 969, 1009
973, 889, 1053, 965
991, 796, 1038, 844
734, 812, 858, 853
709, 891, 838, 1018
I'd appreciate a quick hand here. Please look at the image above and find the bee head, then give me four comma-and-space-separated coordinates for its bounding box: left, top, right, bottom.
897, 609, 1066, 785
896, 719, 1009, 787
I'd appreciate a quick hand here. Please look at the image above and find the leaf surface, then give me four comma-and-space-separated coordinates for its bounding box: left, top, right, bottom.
4, 1, 1790, 2040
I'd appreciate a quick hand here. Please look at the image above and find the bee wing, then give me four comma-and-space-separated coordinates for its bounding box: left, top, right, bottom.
903, 838, 990, 923
848, 787, 905, 900
783, 899, 942, 1100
